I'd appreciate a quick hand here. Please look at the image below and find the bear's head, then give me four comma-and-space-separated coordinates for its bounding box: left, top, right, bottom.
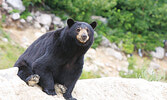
66, 19, 97, 46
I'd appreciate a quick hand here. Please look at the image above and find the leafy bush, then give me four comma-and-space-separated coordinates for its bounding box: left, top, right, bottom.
107, 0, 167, 52
23, 0, 42, 8
44, 0, 117, 22
22, 0, 167, 52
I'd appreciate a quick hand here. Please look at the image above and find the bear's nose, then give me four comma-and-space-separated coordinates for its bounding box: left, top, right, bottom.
81, 34, 87, 40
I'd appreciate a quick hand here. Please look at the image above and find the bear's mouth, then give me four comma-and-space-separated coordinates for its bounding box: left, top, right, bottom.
76, 35, 89, 44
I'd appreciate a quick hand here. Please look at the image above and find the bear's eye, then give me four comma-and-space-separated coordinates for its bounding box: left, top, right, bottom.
76, 28, 80, 32
86, 28, 89, 32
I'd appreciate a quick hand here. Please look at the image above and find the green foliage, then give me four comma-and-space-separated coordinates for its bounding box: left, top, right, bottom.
20, 10, 32, 19
22, 0, 167, 51
91, 21, 107, 49
120, 67, 166, 81
121, 32, 134, 54
91, 34, 102, 49
0, 28, 24, 69
0, 42, 25, 69
80, 70, 101, 79
106, 0, 167, 52
23, 0, 42, 8
134, 33, 165, 51
1, 14, 6, 23
0, 28, 11, 41
9, 9, 20, 14
120, 56, 166, 82
44, 0, 117, 22
127, 56, 136, 70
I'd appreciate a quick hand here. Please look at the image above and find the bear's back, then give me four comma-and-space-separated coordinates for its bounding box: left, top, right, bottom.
15, 29, 61, 67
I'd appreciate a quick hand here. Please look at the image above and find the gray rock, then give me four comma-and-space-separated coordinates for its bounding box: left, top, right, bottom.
26, 16, 33, 23
41, 27, 47, 33
100, 36, 120, 50
6, 0, 25, 13
53, 16, 61, 23
2, 2, 13, 13
34, 21, 41, 29
11, 13, 20, 20
44, 25, 50, 31
149, 62, 160, 70
20, 19, 26, 23
100, 36, 112, 47
2, 2, 8, 10
2, 38, 8, 42
36, 14, 52, 26
151, 47, 165, 59
34, 11, 41, 17
110, 43, 120, 51
1, 68, 167, 100
91, 16, 107, 24
53, 16, 64, 28
7, 7, 13, 13
83, 64, 99, 72
127, 54, 131, 58
0, 67, 18, 79
105, 48, 123, 60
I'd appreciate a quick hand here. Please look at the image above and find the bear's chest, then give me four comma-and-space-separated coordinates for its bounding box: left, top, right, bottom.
54, 67, 81, 85
53, 58, 82, 85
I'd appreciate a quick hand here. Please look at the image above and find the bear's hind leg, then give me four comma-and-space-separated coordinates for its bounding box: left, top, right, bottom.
33, 62, 56, 95
36, 70, 56, 95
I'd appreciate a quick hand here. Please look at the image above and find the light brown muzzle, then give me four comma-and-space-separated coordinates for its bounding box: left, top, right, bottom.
76, 28, 89, 43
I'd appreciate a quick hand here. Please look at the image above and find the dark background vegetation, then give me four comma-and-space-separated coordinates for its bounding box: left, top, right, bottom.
22, 0, 167, 54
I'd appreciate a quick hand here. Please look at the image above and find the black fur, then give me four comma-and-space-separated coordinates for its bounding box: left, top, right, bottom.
14, 19, 97, 100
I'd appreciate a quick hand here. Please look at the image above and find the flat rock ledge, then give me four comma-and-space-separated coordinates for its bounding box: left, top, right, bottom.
0, 68, 167, 100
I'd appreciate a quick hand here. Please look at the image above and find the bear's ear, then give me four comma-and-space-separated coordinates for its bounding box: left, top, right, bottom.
90, 21, 97, 29
67, 18, 75, 28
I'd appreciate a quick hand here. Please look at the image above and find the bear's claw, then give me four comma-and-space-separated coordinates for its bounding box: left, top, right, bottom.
26, 74, 40, 86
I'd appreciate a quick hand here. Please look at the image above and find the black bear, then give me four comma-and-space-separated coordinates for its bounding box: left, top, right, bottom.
14, 19, 97, 100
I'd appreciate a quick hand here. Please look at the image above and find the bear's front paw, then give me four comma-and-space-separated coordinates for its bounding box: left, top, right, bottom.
63, 93, 77, 100
26, 74, 40, 87
43, 88, 57, 96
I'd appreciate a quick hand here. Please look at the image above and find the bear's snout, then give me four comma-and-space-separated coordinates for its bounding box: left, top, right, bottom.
81, 34, 87, 41
76, 28, 89, 43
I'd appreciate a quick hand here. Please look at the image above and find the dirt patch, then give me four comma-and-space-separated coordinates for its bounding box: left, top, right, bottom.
3, 27, 44, 48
